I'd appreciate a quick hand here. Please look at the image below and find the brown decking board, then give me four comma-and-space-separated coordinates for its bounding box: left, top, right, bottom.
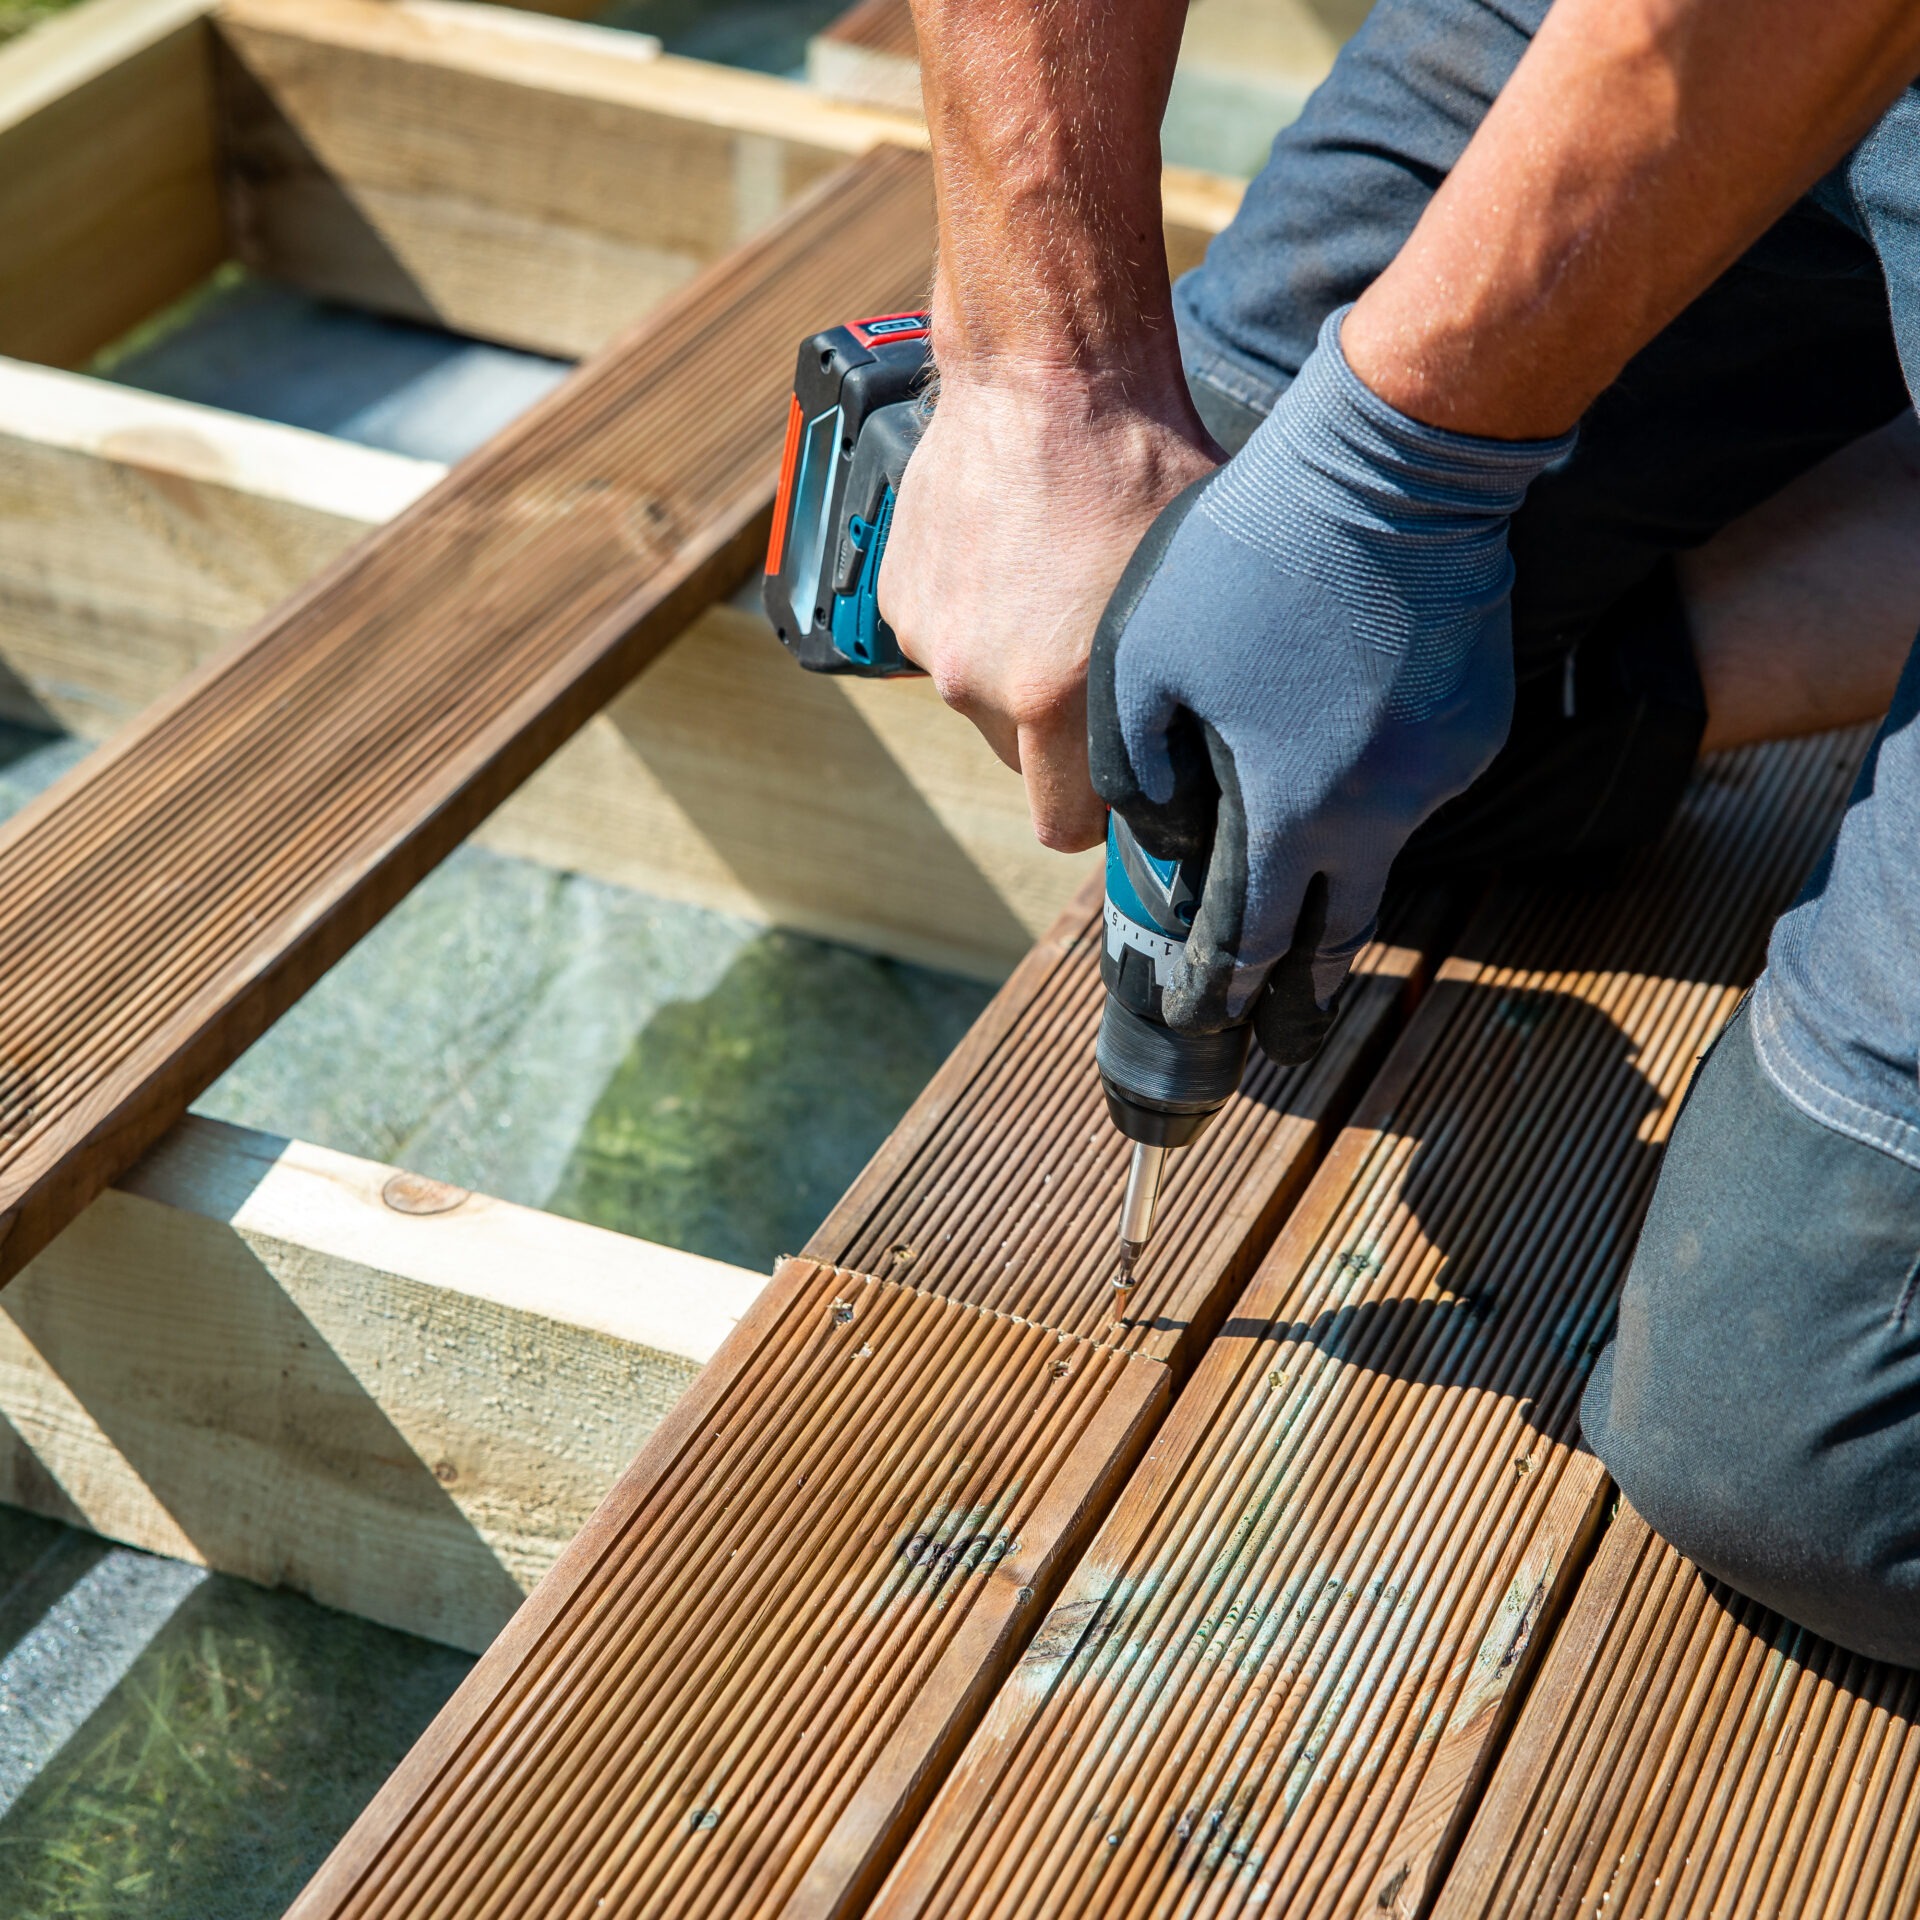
1435, 1504, 1920, 1920
288, 870, 1440, 1919
870, 730, 1866, 1920
0, 145, 935, 1288
807, 883, 1437, 1358
287, 1258, 1171, 1920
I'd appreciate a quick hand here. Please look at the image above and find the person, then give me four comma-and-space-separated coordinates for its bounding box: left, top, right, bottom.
878, 0, 1920, 1667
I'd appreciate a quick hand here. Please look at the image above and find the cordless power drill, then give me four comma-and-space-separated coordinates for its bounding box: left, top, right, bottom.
764, 315, 1254, 1313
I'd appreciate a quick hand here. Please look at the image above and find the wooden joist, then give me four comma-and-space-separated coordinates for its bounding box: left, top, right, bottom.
1, 1115, 761, 1652
0, 143, 936, 1290
870, 730, 1866, 1919
805, 0, 1365, 176
0, 359, 1093, 976
806, 0, 921, 117
0, 0, 223, 366
213, 0, 841, 359
1435, 1504, 1920, 1920
0, 355, 441, 736
211, 0, 1239, 357
288, 879, 1439, 1917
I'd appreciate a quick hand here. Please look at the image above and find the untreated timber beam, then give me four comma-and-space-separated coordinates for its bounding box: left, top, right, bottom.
1, 1115, 761, 1653
210, 0, 1241, 359
0, 356, 440, 737
0, 358, 1093, 975
0, 0, 223, 366
286, 877, 1442, 1918
806, 0, 921, 116
1433, 1504, 1920, 1920
871, 728, 1868, 1920
0, 143, 936, 1290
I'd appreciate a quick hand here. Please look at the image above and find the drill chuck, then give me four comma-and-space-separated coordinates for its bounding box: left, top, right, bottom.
1095, 997, 1250, 1148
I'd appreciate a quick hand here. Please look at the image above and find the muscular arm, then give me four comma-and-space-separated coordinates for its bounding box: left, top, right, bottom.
887, 0, 1920, 850
882, 0, 1214, 852
1345, 0, 1920, 432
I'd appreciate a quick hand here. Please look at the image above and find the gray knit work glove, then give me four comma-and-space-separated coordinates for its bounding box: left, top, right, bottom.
1089, 307, 1575, 1064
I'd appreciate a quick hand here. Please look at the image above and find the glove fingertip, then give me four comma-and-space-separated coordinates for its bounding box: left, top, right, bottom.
1251, 977, 1337, 1067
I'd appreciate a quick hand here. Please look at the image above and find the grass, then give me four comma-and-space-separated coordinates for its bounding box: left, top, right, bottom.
0, 1575, 469, 1920
0, 0, 84, 44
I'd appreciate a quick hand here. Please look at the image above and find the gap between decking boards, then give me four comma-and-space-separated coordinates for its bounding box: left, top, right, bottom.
283, 874, 1448, 1919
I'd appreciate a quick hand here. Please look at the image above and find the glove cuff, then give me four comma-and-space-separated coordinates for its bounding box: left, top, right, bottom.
1282, 306, 1576, 522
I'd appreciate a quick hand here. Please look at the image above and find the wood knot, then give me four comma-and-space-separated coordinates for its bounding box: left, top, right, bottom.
382, 1172, 471, 1216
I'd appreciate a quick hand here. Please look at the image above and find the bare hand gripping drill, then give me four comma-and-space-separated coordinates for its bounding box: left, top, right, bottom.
764, 315, 1262, 1320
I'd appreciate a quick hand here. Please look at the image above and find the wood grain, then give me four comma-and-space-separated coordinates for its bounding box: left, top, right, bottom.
287, 1257, 1173, 1920
0, 0, 224, 367
0, 144, 936, 1291
214, 0, 850, 358
871, 731, 1868, 1920
1435, 1505, 1920, 1920
488, 599, 1100, 977
807, 889, 1435, 1357
1, 1114, 760, 1652
286, 871, 1443, 1915
0, 362, 1089, 976
0, 355, 440, 736
212, 0, 1235, 357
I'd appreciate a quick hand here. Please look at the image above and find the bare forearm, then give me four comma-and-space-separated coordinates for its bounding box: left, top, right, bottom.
1346, 0, 1920, 437
910, 0, 1191, 395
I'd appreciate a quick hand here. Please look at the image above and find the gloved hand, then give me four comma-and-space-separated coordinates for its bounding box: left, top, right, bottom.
1088, 307, 1575, 1063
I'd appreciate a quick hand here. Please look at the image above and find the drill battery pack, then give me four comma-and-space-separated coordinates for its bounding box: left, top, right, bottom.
762, 312, 932, 676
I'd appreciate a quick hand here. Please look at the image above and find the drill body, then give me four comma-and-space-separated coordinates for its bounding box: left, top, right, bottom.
767, 317, 1259, 1287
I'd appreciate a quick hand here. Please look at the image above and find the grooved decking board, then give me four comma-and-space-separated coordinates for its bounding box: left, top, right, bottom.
292, 881, 1442, 1917
808, 885, 1437, 1359
820, 0, 918, 62
1434, 1505, 1920, 1920
287, 1258, 1172, 1920
871, 731, 1866, 1920
0, 144, 934, 1288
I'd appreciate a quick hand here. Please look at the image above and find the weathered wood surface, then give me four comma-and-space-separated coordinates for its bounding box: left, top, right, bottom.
1434, 1504, 1920, 1920
0, 144, 935, 1290
872, 731, 1865, 1920
0, 0, 223, 366
287, 875, 1440, 1916
212, 0, 1237, 355
288, 1256, 1172, 1920
0, 1115, 760, 1652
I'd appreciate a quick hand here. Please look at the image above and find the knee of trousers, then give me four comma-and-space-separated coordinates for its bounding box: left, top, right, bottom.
1581, 998, 1920, 1669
